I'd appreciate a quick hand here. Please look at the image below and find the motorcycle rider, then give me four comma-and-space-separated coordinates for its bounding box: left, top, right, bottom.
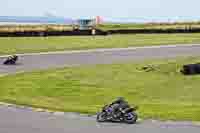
97, 97, 138, 124
109, 97, 130, 118
3, 55, 18, 65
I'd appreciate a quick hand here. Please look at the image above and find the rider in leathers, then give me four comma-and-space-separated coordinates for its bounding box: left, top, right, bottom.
109, 97, 130, 119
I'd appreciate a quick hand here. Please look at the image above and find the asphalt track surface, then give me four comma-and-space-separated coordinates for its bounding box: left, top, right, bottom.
1, 44, 200, 132
0, 104, 200, 133
1, 44, 200, 75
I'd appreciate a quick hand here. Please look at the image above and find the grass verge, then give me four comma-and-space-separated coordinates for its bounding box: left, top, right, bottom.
97, 23, 200, 31
1, 33, 200, 55
1, 57, 200, 121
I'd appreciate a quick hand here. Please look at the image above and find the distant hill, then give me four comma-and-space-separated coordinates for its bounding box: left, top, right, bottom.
0, 16, 74, 24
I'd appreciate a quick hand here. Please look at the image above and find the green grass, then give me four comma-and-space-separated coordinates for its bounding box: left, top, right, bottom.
1, 57, 200, 121
1, 33, 200, 55
97, 23, 200, 31
97, 23, 155, 30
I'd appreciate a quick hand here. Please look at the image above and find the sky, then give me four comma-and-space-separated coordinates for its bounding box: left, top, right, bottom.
1, 0, 200, 22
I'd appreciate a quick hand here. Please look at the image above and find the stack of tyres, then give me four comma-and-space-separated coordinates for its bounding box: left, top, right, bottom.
181, 63, 200, 75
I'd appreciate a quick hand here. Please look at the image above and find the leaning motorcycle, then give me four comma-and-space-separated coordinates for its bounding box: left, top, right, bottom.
3, 55, 18, 65
96, 99, 138, 124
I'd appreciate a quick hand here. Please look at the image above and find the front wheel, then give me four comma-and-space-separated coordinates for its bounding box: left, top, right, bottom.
124, 112, 138, 124
3, 60, 9, 65
96, 112, 107, 122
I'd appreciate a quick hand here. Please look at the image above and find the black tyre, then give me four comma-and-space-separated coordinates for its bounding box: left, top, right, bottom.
96, 112, 107, 122
124, 112, 138, 124
182, 64, 200, 75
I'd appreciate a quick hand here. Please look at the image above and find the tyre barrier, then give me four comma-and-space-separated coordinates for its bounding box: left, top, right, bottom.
107, 28, 200, 34
0, 29, 108, 37
1, 28, 200, 37
181, 63, 200, 75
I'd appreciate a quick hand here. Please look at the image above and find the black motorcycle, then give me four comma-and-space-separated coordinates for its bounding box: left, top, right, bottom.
3, 55, 18, 65
96, 98, 138, 124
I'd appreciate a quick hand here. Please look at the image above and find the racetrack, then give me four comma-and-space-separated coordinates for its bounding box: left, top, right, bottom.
1, 44, 200, 132
0, 105, 200, 133
1, 44, 200, 75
